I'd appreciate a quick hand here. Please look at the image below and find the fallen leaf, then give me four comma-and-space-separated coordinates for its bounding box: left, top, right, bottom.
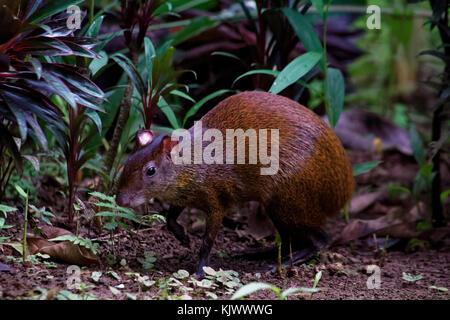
27, 226, 99, 266
339, 203, 424, 242
349, 191, 387, 216
330, 109, 412, 155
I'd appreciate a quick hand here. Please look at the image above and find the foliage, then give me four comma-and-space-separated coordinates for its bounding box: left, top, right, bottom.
49, 234, 100, 255
111, 41, 191, 130
137, 250, 157, 270
0, 0, 105, 205
231, 280, 320, 300
0, 203, 15, 243
352, 161, 382, 176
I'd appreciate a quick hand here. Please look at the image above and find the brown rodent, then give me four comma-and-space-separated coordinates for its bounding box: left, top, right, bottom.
116, 91, 354, 274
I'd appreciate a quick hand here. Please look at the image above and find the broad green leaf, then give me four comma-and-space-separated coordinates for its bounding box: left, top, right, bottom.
24, 112, 48, 149
211, 51, 241, 61
158, 97, 181, 129
231, 282, 276, 300
353, 161, 382, 176
0, 90, 28, 140
183, 89, 232, 127
86, 110, 102, 135
43, 70, 77, 108
111, 54, 145, 98
29, 0, 84, 23
89, 51, 108, 76
29, 56, 42, 80
144, 37, 156, 78
325, 67, 345, 128
14, 185, 27, 198
85, 15, 104, 38
269, 51, 322, 94
283, 7, 324, 70
233, 69, 279, 87
170, 89, 195, 103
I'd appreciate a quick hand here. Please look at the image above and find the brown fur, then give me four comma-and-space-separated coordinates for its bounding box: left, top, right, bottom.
116, 91, 354, 271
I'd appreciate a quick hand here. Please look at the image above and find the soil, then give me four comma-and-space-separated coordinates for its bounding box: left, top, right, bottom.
0, 151, 449, 300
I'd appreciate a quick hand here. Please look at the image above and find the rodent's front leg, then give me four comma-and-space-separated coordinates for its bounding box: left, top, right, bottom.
196, 209, 223, 275
166, 205, 190, 248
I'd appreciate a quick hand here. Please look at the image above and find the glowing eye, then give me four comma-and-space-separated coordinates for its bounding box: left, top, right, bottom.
146, 167, 156, 177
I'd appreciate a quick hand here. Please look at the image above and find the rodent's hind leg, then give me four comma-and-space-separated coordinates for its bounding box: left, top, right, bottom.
196, 209, 223, 276
166, 205, 190, 248
268, 225, 330, 272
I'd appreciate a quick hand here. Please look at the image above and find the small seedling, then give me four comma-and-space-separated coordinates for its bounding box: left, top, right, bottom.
231, 281, 319, 300
15, 185, 29, 265
402, 272, 423, 283
49, 235, 100, 255
429, 286, 448, 292
310, 270, 322, 299
138, 251, 157, 270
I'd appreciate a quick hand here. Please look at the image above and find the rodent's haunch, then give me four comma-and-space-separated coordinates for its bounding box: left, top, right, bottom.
116, 91, 354, 274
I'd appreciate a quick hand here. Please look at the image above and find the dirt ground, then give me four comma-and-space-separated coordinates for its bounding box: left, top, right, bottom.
0, 151, 449, 300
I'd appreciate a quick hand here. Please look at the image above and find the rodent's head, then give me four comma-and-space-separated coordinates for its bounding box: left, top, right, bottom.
116, 129, 179, 208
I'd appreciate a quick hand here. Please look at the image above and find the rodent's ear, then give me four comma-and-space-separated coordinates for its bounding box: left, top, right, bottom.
137, 129, 154, 149
160, 135, 178, 154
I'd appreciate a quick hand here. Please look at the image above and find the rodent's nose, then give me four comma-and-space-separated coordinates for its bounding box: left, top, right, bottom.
115, 192, 127, 207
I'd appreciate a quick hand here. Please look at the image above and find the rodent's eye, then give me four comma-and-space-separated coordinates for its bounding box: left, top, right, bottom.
146, 167, 156, 177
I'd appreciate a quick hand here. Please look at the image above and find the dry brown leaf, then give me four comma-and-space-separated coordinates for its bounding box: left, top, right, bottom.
349, 190, 387, 216
27, 226, 99, 266
339, 203, 424, 242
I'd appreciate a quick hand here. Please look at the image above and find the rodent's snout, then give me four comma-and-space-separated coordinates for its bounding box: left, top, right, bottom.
115, 191, 128, 207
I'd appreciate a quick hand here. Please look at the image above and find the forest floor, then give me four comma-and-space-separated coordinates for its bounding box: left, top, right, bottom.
1, 151, 450, 300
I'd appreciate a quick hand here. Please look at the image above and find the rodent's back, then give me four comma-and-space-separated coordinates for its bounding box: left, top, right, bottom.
199, 91, 354, 228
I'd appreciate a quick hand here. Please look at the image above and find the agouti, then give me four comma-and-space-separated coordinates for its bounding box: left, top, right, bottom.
116, 91, 354, 274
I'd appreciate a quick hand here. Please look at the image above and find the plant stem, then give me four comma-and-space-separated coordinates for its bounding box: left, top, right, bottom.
103, 49, 139, 181
322, 0, 332, 126
23, 191, 28, 264
90, 0, 95, 25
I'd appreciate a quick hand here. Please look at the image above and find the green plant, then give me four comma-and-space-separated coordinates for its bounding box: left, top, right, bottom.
103, 0, 174, 175
352, 161, 383, 176
0, 0, 106, 209
29, 204, 55, 226
49, 234, 100, 255
0, 203, 15, 243
14, 184, 29, 264
402, 272, 423, 282
310, 270, 322, 299
137, 250, 157, 270
231, 281, 319, 300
